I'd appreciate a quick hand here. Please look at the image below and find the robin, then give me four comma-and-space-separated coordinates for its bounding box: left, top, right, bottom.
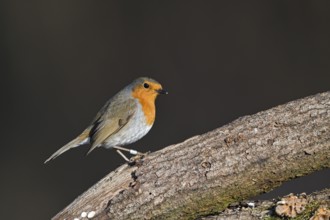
44, 77, 167, 163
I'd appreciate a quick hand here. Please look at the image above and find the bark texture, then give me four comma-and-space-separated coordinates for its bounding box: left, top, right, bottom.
52, 92, 330, 220
200, 189, 330, 220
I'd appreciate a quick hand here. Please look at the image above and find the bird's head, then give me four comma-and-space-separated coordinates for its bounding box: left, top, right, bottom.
131, 77, 168, 103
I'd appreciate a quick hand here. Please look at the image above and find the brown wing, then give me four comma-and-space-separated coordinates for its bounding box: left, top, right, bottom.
86, 98, 136, 155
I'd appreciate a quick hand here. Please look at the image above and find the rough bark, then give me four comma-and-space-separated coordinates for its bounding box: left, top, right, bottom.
200, 189, 330, 220
52, 92, 330, 220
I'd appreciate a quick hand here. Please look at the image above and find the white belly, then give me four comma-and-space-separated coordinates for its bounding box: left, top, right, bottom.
102, 104, 153, 148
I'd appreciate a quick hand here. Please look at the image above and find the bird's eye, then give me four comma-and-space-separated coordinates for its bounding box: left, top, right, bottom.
143, 83, 150, 89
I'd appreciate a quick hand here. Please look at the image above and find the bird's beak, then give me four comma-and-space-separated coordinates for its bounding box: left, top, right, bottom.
156, 89, 168, 95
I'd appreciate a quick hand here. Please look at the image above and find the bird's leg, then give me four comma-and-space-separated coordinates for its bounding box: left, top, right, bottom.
116, 149, 145, 166
114, 146, 149, 165
116, 150, 130, 162
113, 146, 145, 155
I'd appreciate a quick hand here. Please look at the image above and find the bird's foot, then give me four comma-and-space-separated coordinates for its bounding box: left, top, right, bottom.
128, 151, 151, 166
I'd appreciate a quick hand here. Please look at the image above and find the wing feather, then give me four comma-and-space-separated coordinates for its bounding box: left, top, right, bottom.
86, 97, 136, 155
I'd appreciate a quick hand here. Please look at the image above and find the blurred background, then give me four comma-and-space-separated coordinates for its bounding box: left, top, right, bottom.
1, 0, 329, 219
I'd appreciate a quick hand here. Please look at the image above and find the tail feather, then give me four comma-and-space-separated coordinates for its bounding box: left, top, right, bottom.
44, 129, 90, 164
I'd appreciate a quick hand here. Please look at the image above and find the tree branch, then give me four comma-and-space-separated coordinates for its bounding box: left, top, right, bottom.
52, 92, 330, 220
201, 189, 330, 220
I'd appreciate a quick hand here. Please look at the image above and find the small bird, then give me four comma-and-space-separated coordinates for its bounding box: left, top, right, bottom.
44, 77, 167, 163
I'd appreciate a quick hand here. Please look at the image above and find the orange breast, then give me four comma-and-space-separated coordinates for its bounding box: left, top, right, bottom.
132, 88, 157, 125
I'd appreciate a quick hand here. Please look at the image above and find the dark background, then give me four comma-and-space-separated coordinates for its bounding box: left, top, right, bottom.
1, 1, 329, 219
